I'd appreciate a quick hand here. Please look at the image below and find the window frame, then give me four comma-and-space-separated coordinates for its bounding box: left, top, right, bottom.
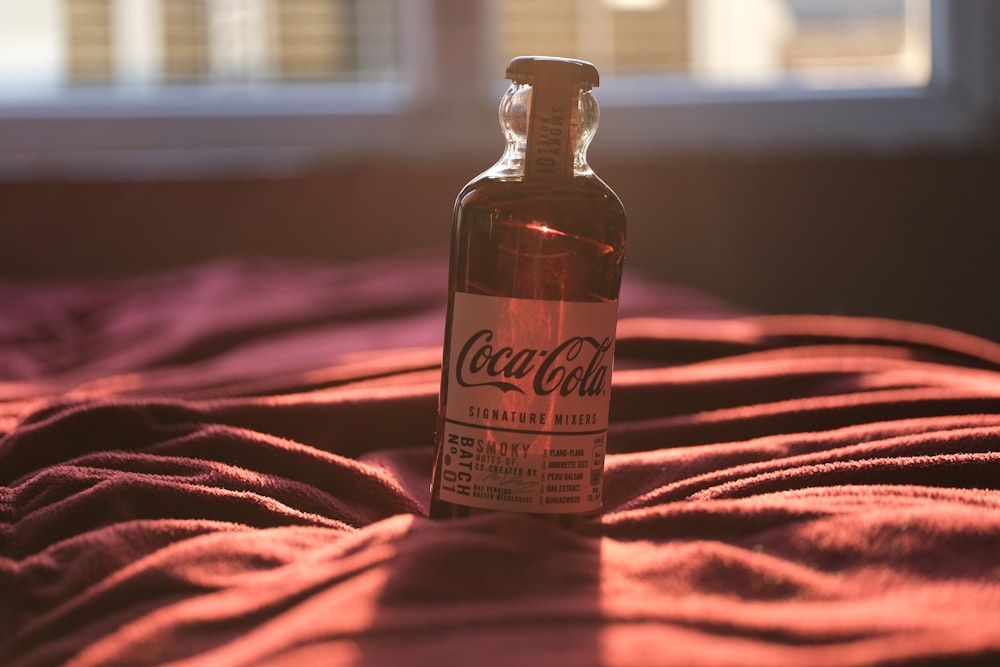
0, 0, 996, 181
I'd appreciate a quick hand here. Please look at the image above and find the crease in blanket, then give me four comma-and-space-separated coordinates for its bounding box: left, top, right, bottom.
2, 258, 1000, 667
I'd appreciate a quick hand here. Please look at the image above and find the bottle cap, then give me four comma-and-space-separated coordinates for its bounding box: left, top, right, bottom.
505, 56, 600, 87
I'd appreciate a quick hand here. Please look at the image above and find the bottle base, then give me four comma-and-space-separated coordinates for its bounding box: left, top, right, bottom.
428, 498, 599, 529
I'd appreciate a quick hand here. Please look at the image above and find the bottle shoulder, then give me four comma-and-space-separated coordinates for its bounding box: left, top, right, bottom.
456, 171, 625, 212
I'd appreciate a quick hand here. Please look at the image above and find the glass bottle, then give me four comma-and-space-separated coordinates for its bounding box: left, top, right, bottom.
429, 56, 627, 524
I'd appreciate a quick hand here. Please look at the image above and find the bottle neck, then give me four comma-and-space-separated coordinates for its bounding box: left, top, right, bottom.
495, 79, 599, 183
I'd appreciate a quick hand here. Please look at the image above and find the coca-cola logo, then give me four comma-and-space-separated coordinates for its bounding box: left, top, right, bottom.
455, 328, 612, 397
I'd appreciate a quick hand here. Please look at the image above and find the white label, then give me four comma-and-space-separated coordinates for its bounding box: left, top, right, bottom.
437, 292, 617, 513
524, 59, 580, 184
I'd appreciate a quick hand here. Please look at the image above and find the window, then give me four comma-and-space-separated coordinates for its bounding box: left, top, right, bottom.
492, 0, 931, 89
0, 0, 996, 179
2, 0, 403, 93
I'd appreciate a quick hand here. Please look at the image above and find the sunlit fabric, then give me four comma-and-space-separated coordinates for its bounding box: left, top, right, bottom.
2, 254, 999, 666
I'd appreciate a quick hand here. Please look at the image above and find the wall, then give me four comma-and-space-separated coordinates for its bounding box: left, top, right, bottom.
1, 147, 998, 342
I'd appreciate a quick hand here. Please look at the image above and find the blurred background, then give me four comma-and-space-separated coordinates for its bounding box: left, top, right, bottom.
1, 0, 998, 340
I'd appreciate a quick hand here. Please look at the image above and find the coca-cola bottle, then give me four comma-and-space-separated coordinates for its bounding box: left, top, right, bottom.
429, 56, 626, 524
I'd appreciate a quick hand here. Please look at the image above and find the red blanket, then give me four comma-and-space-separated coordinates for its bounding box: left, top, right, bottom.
2, 255, 1000, 666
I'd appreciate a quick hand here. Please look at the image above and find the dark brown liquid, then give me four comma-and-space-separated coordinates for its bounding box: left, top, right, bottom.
429, 173, 626, 525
